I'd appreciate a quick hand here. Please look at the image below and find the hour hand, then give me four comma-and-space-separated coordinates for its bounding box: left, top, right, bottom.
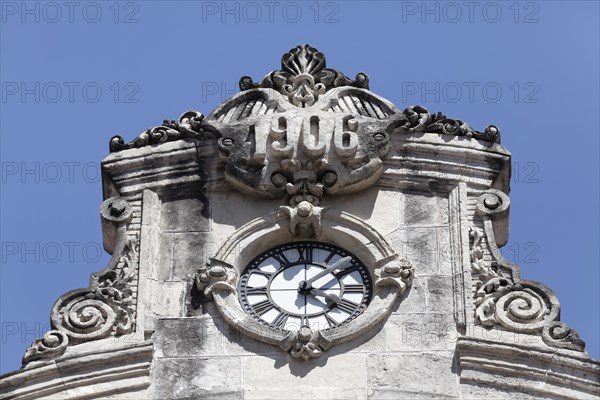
308, 288, 340, 304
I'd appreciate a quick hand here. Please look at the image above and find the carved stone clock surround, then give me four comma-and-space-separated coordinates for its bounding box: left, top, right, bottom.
196, 203, 413, 360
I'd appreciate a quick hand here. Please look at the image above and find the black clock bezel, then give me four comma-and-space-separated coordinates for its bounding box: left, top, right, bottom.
238, 241, 373, 331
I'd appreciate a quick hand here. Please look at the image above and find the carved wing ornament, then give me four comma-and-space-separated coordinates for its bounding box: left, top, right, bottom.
203, 86, 396, 205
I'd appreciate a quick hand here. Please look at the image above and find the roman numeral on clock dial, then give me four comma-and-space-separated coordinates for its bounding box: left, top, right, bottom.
324, 251, 335, 264
343, 284, 364, 293
271, 252, 289, 266
298, 246, 313, 263
336, 299, 360, 315
246, 286, 267, 294
252, 300, 275, 315
253, 270, 273, 279
272, 312, 290, 328
324, 313, 339, 328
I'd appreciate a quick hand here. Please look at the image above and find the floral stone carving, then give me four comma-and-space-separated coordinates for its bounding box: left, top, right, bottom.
109, 111, 209, 152
239, 44, 369, 108
281, 326, 332, 361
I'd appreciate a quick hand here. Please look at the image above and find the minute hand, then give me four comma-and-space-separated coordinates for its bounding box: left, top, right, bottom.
305, 256, 353, 286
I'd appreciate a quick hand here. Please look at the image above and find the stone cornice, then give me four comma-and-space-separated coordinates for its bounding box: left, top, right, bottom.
457, 336, 600, 399
102, 138, 220, 200
101, 131, 510, 204
382, 131, 510, 193
0, 341, 152, 400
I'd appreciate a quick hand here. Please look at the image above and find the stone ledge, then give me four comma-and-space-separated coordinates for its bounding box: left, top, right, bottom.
101, 138, 220, 200
0, 340, 153, 400
456, 336, 600, 399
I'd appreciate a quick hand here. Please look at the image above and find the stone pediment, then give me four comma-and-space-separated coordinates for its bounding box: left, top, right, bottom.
110, 44, 501, 207
2, 44, 598, 400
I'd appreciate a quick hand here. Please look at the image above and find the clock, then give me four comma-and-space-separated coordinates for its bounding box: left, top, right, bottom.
238, 242, 373, 331
197, 210, 413, 360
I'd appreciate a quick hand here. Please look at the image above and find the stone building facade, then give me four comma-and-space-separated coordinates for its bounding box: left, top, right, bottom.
1, 44, 598, 399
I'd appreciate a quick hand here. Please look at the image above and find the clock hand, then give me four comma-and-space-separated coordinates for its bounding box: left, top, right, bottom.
308, 288, 340, 304
302, 256, 353, 287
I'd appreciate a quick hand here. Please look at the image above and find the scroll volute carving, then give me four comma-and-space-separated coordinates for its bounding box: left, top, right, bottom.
470, 190, 586, 353
22, 197, 139, 365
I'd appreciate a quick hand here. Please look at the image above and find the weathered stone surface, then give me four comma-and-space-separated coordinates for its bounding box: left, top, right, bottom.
460, 383, 541, 400
427, 276, 455, 313
323, 187, 400, 236
152, 357, 242, 400
367, 352, 459, 398
154, 317, 224, 357
172, 233, 211, 280
243, 354, 367, 399
211, 190, 282, 232
393, 274, 428, 314
155, 232, 175, 281
161, 197, 211, 233
391, 275, 455, 316
387, 313, 457, 351
221, 317, 281, 356
101, 388, 151, 399
149, 281, 187, 318
388, 227, 439, 276
436, 226, 454, 276
333, 321, 387, 354
399, 191, 449, 227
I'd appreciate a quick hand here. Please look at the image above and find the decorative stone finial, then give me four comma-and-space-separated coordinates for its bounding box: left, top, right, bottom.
239, 44, 369, 108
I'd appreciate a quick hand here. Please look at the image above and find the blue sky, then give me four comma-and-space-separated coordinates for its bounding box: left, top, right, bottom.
1, 1, 598, 374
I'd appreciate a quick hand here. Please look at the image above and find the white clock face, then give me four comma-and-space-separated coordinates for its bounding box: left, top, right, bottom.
238, 242, 372, 331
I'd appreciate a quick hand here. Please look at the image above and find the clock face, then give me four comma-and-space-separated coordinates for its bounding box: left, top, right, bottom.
238, 242, 372, 331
